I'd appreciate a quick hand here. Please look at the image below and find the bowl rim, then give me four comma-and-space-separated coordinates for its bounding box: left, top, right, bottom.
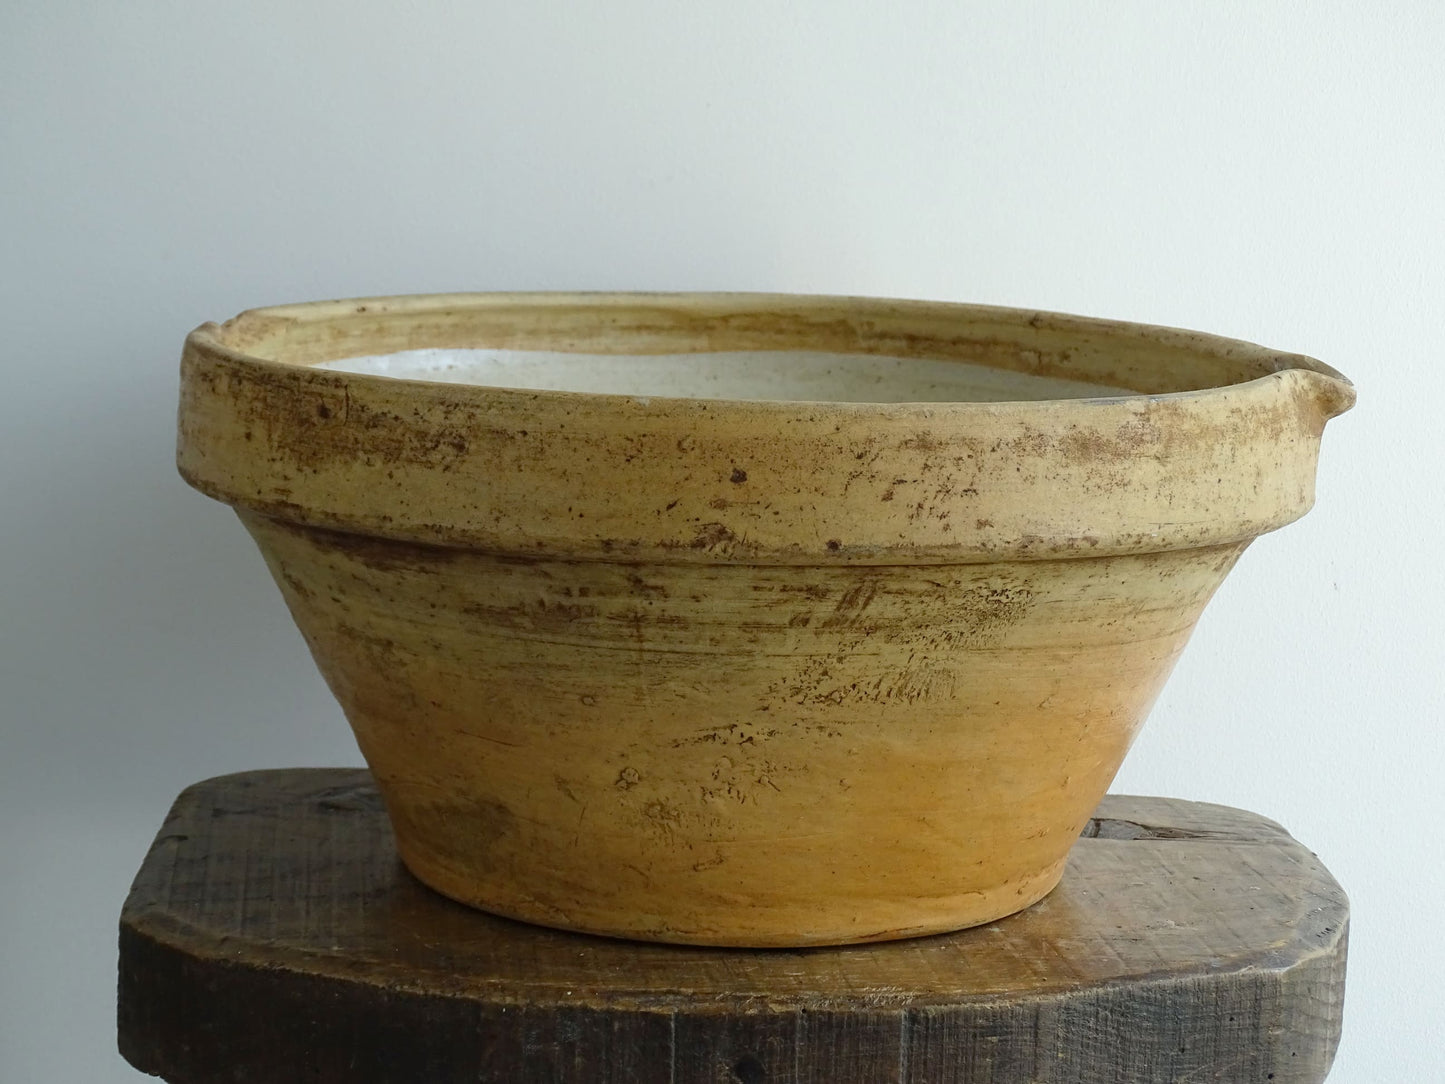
186, 291, 1355, 415
178, 292, 1354, 564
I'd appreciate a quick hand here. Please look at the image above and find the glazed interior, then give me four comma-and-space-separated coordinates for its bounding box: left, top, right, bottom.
316, 348, 1134, 403
209, 294, 1350, 407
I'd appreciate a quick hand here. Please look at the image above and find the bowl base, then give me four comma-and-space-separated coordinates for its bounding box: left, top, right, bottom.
394, 841, 1071, 948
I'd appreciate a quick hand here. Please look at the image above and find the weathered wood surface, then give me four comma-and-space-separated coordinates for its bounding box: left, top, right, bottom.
118, 769, 1348, 1083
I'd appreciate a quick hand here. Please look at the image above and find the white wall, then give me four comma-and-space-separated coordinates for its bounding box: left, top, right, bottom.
2, 3, 1438, 1079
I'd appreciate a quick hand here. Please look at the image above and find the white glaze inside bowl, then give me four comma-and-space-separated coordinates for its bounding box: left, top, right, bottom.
315, 348, 1135, 404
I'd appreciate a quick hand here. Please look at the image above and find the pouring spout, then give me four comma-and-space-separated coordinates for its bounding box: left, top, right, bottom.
1291, 363, 1356, 428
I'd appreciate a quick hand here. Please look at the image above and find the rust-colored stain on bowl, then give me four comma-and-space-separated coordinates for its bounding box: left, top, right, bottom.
177, 293, 1352, 946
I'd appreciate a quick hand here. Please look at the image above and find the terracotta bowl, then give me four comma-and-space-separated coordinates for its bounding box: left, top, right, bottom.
177, 293, 1353, 946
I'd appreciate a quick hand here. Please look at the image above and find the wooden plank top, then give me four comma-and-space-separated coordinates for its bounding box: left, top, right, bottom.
118, 769, 1347, 1083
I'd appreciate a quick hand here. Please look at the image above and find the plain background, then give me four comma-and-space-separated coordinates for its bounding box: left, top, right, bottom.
2, 3, 1439, 1080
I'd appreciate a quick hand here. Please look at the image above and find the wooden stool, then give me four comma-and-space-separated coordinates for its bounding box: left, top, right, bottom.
117, 770, 1347, 1083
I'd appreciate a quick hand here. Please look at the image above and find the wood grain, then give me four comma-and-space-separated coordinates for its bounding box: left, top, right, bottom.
118, 770, 1347, 1083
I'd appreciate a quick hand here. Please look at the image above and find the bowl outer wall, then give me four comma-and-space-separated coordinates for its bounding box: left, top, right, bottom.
241, 509, 1249, 946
